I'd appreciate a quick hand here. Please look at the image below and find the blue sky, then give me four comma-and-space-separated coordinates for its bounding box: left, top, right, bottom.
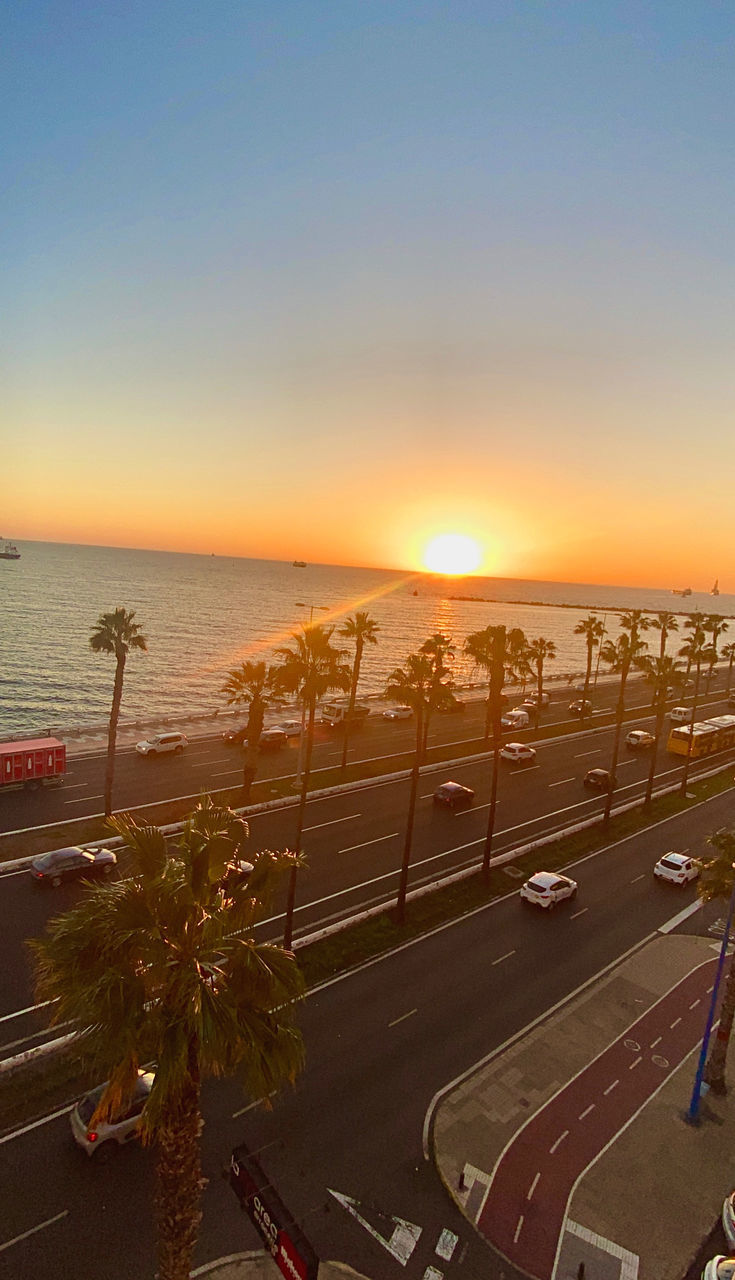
3, 2, 734, 584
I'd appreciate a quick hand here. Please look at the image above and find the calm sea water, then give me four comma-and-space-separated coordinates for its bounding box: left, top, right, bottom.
1, 542, 732, 738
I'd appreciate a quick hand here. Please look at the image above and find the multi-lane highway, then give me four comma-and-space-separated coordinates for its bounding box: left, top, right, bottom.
0, 788, 732, 1280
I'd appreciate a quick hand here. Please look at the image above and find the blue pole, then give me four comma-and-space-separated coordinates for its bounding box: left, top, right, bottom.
688, 881, 735, 1122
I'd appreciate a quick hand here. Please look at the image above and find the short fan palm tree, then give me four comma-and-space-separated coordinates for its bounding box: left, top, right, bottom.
338, 611, 380, 774
274, 625, 351, 946
30, 797, 305, 1280
601, 610, 650, 822
385, 649, 453, 923
222, 660, 279, 803
90, 607, 148, 816
697, 826, 735, 1093
573, 615, 604, 711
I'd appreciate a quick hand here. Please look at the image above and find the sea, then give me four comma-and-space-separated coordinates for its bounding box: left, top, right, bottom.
1, 541, 732, 740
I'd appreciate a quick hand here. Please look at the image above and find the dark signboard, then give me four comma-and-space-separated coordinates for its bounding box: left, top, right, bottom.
229, 1145, 320, 1280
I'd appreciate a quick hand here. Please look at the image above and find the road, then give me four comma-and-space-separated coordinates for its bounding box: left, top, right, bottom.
0, 790, 732, 1280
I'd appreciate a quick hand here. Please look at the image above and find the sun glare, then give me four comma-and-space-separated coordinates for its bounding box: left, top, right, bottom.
423, 533, 482, 576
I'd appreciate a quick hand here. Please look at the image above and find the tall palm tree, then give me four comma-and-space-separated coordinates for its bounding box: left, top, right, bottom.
465, 625, 519, 740
525, 637, 557, 729
697, 826, 735, 1093
722, 641, 735, 694
30, 797, 305, 1280
635, 653, 685, 808
221, 660, 279, 804
418, 633, 455, 755
678, 623, 715, 797
602, 610, 650, 822
650, 610, 679, 662
338, 612, 380, 774
274, 625, 351, 946
704, 614, 728, 688
573, 615, 604, 714
481, 625, 509, 878
682, 611, 704, 677
506, 627, 532, 692
385, 649, 453, 923
90, 607, 148, 816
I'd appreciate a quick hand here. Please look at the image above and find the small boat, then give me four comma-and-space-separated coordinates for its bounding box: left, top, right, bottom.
671, 587, 692, 597
0, 540, 20, 560
711, 579, 720, 596
292, 560, 307, 568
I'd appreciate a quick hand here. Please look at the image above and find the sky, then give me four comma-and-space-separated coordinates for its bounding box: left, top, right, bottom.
2, 1, 734, 589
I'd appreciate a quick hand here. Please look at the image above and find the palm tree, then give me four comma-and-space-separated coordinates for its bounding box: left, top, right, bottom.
651, 610, 679, 662
525, 637, 557, 728
602, 610, 650, 822
418, 633, 455, 755
274, 625, 351, 947
30, 797, 305, 1280
682, 612, 704, 677
221, 660, 279, 804
573, 615, 604, 713
635, 653, 685, 808
481, 625, 509, 878
506, 628, 532, 692
697, 826, 735, 1093
90, 607, 148, 816
722, 642, 735, 694
678, 623, 715, 797
465, 625, 498, 741
338, 612, 380, 774
385, 649, 453, 923
704, 614, 728, 688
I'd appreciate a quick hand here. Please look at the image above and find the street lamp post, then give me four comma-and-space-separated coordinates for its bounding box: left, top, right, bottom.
687, 863, 735, 1124
293, 603, 329, 788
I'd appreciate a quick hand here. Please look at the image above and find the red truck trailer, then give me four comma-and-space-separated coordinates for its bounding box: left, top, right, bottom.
0, 737, 67, 790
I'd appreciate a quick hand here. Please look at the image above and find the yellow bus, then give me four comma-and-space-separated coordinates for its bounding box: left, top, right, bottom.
667, 714, 735, 758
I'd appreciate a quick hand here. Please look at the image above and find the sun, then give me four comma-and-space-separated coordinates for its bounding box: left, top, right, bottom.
423, 533, 482, 576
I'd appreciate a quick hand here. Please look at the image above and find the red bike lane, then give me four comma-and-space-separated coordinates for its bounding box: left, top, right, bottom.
476, 956, 720, 1280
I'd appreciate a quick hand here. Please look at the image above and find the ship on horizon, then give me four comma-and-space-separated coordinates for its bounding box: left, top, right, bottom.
671, 586, 692, 597
0, 539, 20, 561
711, 579, 720, 596
292, 560, 307, 568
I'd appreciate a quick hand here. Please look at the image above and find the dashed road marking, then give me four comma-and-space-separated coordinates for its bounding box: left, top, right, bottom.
340, 832, 399, 854
304, 812, 361, 832
492, 950, 516, 966
0, 1210, 69, 1254
689, 999, 701, 1010
578, 1103, 595, 1121
650, 1036, 662, 1049
388, 1009, 417, 1028
603, 1079, 619, 1095
629, 1056, 643, 1071
570, 908, 588, 920
513, 1215, 524, 1244
549, 1130, 569, 1154
527, 1172, 541, 1201
631, 874, 645, 883
549, 777, 575, 787
670, 1017, 682, 1029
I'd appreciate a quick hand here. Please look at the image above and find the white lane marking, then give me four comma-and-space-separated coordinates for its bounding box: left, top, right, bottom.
527, 1172, 541, 1202
304, 813, 361, 833
549, 777, 575, 787
0, 868, 31, 879
650, 1036, 662, 1049
0, 1210, 69, 1254
63, 795, 104, 805
578, 1103, 595, 1121
210, 769, 241, 779
670, 1017, 682, 1029
570, 908, 588, 920
339, 832, 399, 854
435, 1227, 458, 1261
0, 1001, 55, 1025
659, 900, 702, 933
60, 782, 87, 790
689, 999, 701, 1010
232, 1091, 275, 1118
389, 1009, 417, 1028
617, 758, 639, 768
629, 1056, 642, 1071
329, 1190, 421, 1264
492, 950, 516, 966
631, 874, 645, 883
513, 1215, 524, 1244
0, 1103, 74, 1145
603, 1079, 619, 1095
574, 749, 601, 759
707, 985, 715, 994
549, 1130, 569, 1154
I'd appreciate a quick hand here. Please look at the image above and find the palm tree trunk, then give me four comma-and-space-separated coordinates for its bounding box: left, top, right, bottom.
603, 663, 629, 823
728, 651, 734, 694
104, 652, 126, 817
704, 953, 735, 1094
155, 1059, 204, 1280
340, 645, 362, 774
679, 665, 702, 797
396, 714, 423, 924
582, 639, 593, 708
482, 723, 502, 880
284, 698, 316, 948
483, 688, 492, 740
644, 694, 666, 809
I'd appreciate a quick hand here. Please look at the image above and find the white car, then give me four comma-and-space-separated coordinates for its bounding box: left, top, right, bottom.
70, 1071, 154, 1156
277, 720, 303, 737
136, 731, 188, 756
670, 706, 691, 724
524, 692, 550, 707
702, 1259, 735, 1280
653, 851, 700, 885
383, 706, 412, 720
520, 871, 578, 909
722, 1192, 735, 1251
500, 742, 537, 764
625, 729, 655, 750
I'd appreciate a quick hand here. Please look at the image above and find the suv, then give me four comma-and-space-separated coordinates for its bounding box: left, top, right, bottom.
136, 732, 188, 757
70, 1071, 154, 1156
669, 707, 691, 724
499, 742, 537, 765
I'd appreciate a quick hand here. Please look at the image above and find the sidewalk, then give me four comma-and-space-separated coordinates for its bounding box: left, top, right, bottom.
431, 933, 732, 1280
191, 1255, 368, 1280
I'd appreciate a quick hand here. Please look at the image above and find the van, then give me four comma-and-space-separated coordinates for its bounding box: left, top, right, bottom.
502, 709, 531, 729
670, 707, 691, 724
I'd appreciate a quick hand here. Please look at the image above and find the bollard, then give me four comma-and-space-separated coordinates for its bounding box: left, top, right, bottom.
458, 1169, 466, 1191
577, 1264, 585, 1279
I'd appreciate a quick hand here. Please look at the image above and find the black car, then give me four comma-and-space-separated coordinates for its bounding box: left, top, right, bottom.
437, 698, 466, 714
30, 846, 118, 887
583, 768, 616, 791
569, 699, 593, 717
222, 725, 248, 745
433, 781, 475, 810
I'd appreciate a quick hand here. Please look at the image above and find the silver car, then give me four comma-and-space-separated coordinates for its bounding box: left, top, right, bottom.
136, 732, 188, 756
70, 1071, 154, 1156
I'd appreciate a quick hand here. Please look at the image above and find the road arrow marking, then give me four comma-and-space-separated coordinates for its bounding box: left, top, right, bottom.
328, 1189, 421, 1265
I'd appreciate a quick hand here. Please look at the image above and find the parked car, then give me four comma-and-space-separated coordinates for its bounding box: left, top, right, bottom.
277, 720, 303, 737
30, 846, 118, 887
625, 730, 655, 750
583, 768, 616, 791
259, 728, 288, 751
568, 699, 593, 717
70, 1070, 155, 1156
433, 781, 475, 810
222, 724, 248, 745
136, 731, 188, 756
653, 851, 700, 885
520, 871, 578, 909
702, 1258, 735, 1280
670, 706, 692, 724
524, 691, 550, 707
721, 1191, 735, 1251
499, 742, 537, 764
383, 706, 413, 720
